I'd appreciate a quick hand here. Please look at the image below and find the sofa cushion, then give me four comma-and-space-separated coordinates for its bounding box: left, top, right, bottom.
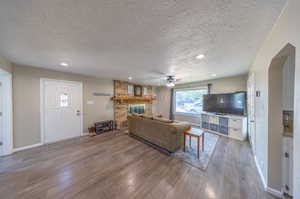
171, 122, 191, 130
141, 114, 153, 119
153, 117, 173, 123
131, 113, 143, 117
127, 115, 191, 152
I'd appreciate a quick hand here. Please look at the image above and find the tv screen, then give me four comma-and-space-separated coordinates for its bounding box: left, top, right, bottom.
203, 92, 246, 115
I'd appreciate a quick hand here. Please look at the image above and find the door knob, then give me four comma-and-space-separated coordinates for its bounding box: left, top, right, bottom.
76, 110, 81, 116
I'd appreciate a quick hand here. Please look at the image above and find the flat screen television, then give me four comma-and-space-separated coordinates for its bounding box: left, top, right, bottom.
203, 92, 247, 116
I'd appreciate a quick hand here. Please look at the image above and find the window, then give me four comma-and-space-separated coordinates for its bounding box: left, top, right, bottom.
174, 88, 208, 115
60, 93, 70, 107
143, 87, 148, 95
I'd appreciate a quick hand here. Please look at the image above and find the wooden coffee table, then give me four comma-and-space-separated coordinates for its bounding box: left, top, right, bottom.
182, 127, 205, 159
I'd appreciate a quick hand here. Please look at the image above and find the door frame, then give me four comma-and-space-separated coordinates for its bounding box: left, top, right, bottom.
247, 72, 256, 154
40, 78, 84, 144
0, 69, 13, 156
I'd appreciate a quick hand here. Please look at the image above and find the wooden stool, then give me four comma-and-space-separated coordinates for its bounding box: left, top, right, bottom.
182, 127, 205, 159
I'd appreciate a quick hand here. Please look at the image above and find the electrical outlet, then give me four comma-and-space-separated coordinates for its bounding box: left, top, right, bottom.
285, 152, 289, 158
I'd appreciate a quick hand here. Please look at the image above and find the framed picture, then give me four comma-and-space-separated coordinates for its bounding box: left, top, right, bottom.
128, 85, 133, 95
134, 85, 143, 96
143, 87, 148, 95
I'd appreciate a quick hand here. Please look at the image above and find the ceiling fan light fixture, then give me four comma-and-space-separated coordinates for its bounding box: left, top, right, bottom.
166, 82, 175, 87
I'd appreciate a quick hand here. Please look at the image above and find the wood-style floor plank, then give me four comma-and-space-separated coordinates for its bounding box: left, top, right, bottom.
0, 132, 277, 199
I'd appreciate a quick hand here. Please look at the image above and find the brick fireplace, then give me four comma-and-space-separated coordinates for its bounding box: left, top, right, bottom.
112, 80, 154, 130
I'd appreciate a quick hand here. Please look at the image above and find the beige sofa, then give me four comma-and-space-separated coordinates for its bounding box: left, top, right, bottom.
127, 114, 191, 153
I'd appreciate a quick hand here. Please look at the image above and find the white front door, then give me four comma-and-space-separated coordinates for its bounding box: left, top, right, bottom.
42, 79, 82, 144
247, 73, 256, 153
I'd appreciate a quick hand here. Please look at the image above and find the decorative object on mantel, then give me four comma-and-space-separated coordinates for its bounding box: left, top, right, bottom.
143, 87, 148, 95
128, 85, 133, 94
134, 85, 143, 96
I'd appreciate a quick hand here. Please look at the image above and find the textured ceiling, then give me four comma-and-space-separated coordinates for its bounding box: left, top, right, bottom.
0, 0, 286, 85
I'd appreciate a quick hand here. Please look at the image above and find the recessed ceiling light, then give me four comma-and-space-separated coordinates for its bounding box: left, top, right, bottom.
128, 76, 132, 80
196, 54, 205, 60
211, 74, 217, 77
60, 62, 69, 67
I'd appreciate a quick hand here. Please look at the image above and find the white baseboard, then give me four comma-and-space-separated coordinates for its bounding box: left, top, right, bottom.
254, 155, 267, 189
266, 187, 282, 198
254, 156, 283, 198
82, 132, 89, 136
12, 134, 89, 153
13, 143, 43, 152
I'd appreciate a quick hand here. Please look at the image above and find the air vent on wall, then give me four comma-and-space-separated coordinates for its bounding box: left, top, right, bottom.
93, 93, 112, 96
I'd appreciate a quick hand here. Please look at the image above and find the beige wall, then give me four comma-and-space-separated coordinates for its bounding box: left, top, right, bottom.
154, 86, 171, 119
13, 65, 113, 148
175, 74, 248, 93
152, 86, 158, 115
249, 0, 300, 197
173, 74, 248, 124
0, 57, 12, 73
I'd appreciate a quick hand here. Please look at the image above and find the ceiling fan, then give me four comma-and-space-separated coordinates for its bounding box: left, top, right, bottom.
165, 75, 178, 87
128, 72, 181, 87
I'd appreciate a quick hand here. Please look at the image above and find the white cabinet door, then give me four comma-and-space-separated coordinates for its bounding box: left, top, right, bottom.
209, 116, 218, 124
229, 118, 242, 129
43, 80, 82, 143
229, 127, 240, 139
282, 137, 293, 196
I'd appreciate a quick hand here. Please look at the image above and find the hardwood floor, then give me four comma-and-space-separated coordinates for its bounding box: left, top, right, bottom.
0, 132, 276, 199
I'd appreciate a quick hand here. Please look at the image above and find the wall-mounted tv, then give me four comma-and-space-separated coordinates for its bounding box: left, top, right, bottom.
203, 92, 247, 116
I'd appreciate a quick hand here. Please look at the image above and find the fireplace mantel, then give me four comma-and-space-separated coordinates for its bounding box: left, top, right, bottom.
111, 96, 156, 103
113, 80, 154, 130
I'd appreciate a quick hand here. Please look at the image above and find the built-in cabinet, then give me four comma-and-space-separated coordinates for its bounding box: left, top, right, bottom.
282, 136, 293, 196
201, 112, 247, 141
281, 54, 294, 197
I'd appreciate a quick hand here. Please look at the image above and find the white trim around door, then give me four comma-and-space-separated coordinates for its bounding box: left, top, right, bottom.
40, 78, 84, 144
0, 69, 13, 156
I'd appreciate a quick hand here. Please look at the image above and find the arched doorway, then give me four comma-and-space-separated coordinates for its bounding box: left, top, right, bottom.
268, 43, 295, 198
